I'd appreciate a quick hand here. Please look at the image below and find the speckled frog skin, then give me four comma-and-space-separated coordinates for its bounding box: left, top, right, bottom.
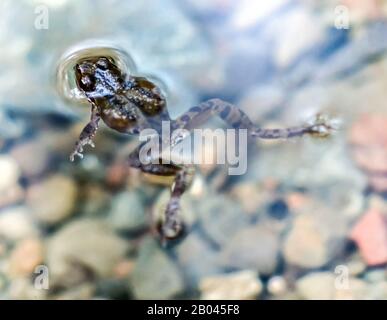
70, 55, 333, 242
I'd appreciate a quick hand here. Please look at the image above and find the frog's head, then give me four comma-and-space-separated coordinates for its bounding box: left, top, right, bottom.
74, 56, 124, 98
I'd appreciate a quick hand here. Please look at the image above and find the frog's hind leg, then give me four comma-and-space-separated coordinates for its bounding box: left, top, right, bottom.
70, 104, 101, 161
174, 98, 333, 139
162, 164, 195, 241
128, 148, 195, 242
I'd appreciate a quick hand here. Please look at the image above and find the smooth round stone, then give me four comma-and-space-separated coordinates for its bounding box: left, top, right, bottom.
27, 174, 78, 225
0, 156, 20, 192
108, 191, 146, 232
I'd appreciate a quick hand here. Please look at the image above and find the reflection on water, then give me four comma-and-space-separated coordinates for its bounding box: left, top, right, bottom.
56, 40, 137, 106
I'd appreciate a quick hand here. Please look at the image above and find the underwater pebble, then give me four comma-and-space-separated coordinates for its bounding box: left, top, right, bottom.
95, 279, 129, 300
0, 156, 20, 192
46, 219, 128, 286
267, 276, 288, 297
129, 237, 184, 299
199, 270, 262, 300
0, 273, 6, 292
175, 233, 220, 285
368, 176, 387, 193
230, 182, 269, 214
7, 277, 47, 300
80, 184, 110, 216
0, 184, 24, 209
296, 271, 372, 300
349, 114, 387, 192
220, 226, 280, 275
350, 208, 387, 266
0, 156, 23, 208
0, 206, 38, 241
283, 214, 330, 268
113, 260, 135, 279
364, 268, 387, 283
346, 254, 367, 277
105, 161, 129, 189
366, 281, 387, 300
10, 139, 51, 178
285, 192, 310, 211
27, 174, 77, 225
0, 243, 6, 256
197, 194, 249, 246
349, 114, 387, 171
53, 283, 96, 300
333, 278, 369, 300
8, 238, 44, 277
285, 197, 351, 269
307, 180, 366, 220
296, 272, 336, 300
340, 0, 384, 25
108, 191, 146, 232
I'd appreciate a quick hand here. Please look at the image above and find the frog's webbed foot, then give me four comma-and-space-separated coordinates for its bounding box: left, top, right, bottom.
70, 132, 96, 161
303, 114, 339, 138
70, 106, 100, 162
160, 165, 194, 243
160, 198, 185, 243
251, 114, 339, 140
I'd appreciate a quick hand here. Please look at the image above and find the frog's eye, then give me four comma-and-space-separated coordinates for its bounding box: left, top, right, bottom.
80, 75, 95, 91
76, 62, 93, 75
96, 57, 110, 70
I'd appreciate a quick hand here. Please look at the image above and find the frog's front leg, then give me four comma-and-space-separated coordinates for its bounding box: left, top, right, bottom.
174, 98, 334, 139
128, 147, 194, 241
70, 104, 100, 161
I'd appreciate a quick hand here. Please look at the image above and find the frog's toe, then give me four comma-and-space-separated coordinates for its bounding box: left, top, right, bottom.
307, 114, 340, 138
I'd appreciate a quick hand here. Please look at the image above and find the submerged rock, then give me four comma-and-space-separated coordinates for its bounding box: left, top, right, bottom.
8, 238, 44, 277
267, 275, 288, 297
349, 114, 387, 192
0, 206, 38, 241
129, 237, 184, 299
0, 155, 20, 193
296, 272, 370, 300
199, 270, 262, 300
7, 277, 47, 300
283, 215, 331, 268
108, 191, 146, 232
220, 226, 280, 275
174, 233, 220, 286
0, 155, 23, 208
197, 194, 249, 246
46, 219, 129, 286
10, 139, 52, 179
53, 283, 96, 300
350, 207, 387, 266
27, 174, 78, 225
296, 272, 336, 300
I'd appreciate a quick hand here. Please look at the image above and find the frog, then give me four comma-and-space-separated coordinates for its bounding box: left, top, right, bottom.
69, 55, 334, 242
